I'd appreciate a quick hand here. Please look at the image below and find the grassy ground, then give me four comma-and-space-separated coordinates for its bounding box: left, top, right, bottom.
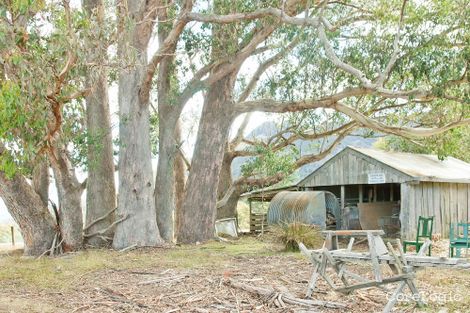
1, 236, 470, 312
0, 237, 282, 291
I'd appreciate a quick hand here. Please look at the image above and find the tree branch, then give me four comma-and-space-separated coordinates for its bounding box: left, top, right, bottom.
375, 0, 408, 85
140, 0, 193, 104
187, 8, 320, 27
332, 102, 470, 138
84, 213, 128, 239
83, 207, 117, 232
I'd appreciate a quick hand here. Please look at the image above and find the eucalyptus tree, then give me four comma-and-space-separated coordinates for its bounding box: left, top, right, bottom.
171, 0, 470, 242
0, 0, 121, 254
378, 126, 470, 163
82, 0, 117, 247
112, 0, 194, 248
0, 0, 91, 253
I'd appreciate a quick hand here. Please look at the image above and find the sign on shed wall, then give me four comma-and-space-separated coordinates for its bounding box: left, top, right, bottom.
368, 172, 386, 184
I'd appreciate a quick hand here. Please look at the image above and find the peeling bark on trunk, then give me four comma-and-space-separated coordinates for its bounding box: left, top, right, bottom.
177, 75, 236, 243
32, 158, 49, 207
155, 118, 181, 242
217, 188, 242, 220
155, 53, 180, 241
216, 151, 238, 219
113, 1, 163, 248
83, 0, 116, 248
114, 56, 163, 248
0, 171, 56, 256
84, 71, 116, 246
50, 146, 84, 251
173, 123, 186, 238
154, 12, 180, 242
154, 116, 179, 242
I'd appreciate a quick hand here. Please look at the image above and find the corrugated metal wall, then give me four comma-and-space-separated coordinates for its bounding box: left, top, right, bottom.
267, 191, 340, 228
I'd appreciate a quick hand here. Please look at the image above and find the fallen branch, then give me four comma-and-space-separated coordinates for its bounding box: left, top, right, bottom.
224, 279, 346, 309
138, 275, 189, 286
119, 244, 137, 253
84, 214, 128, 239
96, 287, 149, 308
83, 207, 117, 232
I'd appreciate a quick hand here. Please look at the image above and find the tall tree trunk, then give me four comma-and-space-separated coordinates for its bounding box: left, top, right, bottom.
154, 117, 179, 242
113, 1, 163, 248
0, 171, 56, 255
50, 146, 84, 251
0, 146, 56, 256
173, 122, 186, 238
114, 57, 162, 248
216, 151, 238, 219
177, 75, 236, 243
32, 158, 49, 207
83, 0, 117, 247
154, 9, 180, 242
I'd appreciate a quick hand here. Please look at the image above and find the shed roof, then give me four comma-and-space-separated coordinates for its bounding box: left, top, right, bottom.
344, 147, 470, 183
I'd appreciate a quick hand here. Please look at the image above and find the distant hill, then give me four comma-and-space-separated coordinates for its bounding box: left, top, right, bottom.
231, 121, 377, 183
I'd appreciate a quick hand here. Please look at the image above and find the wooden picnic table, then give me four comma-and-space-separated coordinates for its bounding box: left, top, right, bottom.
322, 229, 385, 251
300, 229, 470, 313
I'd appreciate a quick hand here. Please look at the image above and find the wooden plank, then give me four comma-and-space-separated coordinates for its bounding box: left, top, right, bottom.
373, 235, 389, 256
322, 230, 385, 236
408, 184, 416, 239
400, 183, 410, 239
426, 182, 433, 219
405, 279, 425, 307
432, 182, 442, 236
340, 185, 345, 210
420, 183, 427, 219
457, 184, 467, 223
441, 183, 450, 238
367, 232, 383, 282
383, 281, 406, 313
347, 153, 354, 185
334, 274, 413, 293
467, 184, 470, 222
450, 183, 458, 224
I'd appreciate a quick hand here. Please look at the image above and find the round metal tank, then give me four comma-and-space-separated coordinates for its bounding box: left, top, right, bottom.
267, 191, 340, 229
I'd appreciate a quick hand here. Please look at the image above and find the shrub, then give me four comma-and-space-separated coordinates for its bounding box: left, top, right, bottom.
270, 222, 323, 251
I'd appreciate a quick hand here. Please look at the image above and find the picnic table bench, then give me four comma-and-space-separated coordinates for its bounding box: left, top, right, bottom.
300, 229, 470, 313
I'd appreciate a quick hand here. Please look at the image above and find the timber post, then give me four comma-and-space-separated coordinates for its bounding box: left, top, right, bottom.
10, 226, 15, 246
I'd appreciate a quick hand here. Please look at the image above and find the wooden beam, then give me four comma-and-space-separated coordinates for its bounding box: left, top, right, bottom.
10, 226, 15, 246
322, 230, 385, 236
359, 184, 363, 203
390, 184, 394, 201
341, 185, 345, 210
335, 274, 413, 293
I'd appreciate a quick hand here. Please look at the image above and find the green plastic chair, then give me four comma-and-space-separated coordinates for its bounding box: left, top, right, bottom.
449, 222, 470, 257
403, 216, 434, 256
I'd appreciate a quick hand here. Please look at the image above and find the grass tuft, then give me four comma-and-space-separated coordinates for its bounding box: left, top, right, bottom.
270, 223, 323, 251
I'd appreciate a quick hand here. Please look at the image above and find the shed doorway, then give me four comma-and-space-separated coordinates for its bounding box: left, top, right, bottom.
306, 183, 401, 236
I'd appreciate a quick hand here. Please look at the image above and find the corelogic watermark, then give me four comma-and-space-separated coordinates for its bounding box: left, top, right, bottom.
390, 290, 463, 304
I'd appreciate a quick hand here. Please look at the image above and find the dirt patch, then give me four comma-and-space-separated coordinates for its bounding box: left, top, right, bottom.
0, 237, 469, 312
